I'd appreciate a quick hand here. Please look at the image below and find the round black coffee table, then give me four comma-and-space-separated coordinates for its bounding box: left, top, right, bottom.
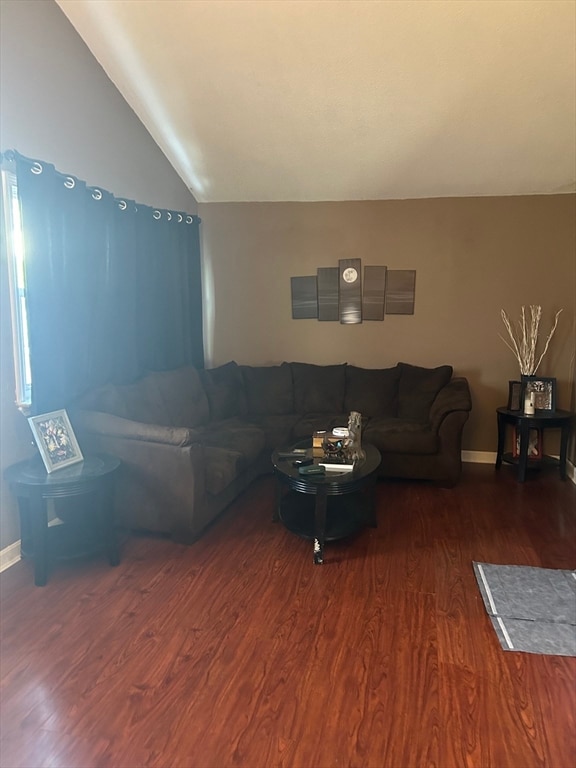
272, 441, 381, 564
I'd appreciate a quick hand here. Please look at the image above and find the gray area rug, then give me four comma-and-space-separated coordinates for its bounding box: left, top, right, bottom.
473, 562, 576, 656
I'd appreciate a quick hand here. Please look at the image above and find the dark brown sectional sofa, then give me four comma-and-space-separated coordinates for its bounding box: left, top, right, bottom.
71, 361, 472, 542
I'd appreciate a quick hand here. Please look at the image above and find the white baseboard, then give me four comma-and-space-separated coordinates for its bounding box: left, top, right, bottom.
0, 540, 21, 573
462, 451, 576, 485
462, 450, 496, 464
0, 454, 573, 573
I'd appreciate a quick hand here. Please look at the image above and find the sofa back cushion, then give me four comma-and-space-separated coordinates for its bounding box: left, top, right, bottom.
241, 364, 294, 415
397, 362, 453, 421
291, 362, 346, 413
75, 367, 210, 428
200, 361, 247, 420
142, 367, 210, 427
76, 383, 130, 419
344, 365, 400, 417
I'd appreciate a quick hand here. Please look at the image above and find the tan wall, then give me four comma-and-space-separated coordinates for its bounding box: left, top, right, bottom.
199, 197, 575, 454
0, 0, 197, 550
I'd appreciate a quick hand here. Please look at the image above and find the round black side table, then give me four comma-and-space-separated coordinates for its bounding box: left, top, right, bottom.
495, 407, 575, 483
5, 453, 121, 586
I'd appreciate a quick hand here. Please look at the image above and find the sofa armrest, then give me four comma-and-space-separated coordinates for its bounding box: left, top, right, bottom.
71, 409, 202, 447
70, 409, 209, 541
429, 377, 472, 431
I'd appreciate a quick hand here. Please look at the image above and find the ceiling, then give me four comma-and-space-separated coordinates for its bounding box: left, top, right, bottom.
56, 0, 576, 203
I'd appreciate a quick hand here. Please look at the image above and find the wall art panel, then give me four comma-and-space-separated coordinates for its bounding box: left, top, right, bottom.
362, 265, 387, 320
338, 258, 362, 324
291, 276, 318, 319
385, 269, 416, 315
317, 267, 339, 321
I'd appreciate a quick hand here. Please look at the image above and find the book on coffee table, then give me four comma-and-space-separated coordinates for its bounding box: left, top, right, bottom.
319, 459, 355, 472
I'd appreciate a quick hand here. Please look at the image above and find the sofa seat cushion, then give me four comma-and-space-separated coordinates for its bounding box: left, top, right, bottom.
244, 414, 301, 451
364, 418, 438, 454
345, 364, 400, 417
241, 364, 294, 415
397, 363, 453, 421
290, 363, 347, 414
198, 418, 266, 467
292, 413, 349, 440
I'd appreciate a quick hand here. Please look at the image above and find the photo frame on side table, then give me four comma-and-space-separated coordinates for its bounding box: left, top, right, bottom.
521, 376, 557, 412
28, 409, 84, 473
507, 381, 523, 411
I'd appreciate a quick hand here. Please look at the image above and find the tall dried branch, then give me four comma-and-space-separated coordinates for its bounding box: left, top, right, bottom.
500, 305, 562, 375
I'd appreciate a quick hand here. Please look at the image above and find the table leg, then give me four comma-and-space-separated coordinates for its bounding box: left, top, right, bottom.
495, 413, 505, 469
30, 495, 48, 587
313, 487, 327, 565
17, 497, 33, 558
517, 420, 530, 483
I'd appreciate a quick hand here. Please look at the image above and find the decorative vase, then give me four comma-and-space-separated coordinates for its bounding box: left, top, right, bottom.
345, 411, 365, 462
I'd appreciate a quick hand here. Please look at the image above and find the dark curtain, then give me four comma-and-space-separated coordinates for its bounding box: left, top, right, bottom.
10, 151, 203, 414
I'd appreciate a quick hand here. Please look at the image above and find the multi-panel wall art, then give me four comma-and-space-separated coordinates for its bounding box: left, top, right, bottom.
291, 260, 416, 323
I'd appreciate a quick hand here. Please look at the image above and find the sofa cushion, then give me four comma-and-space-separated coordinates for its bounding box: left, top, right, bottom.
143, 367, 210, 428
200, 361, 247, 420
241, 364, 294, 415
244, 414, 301, 451
345, 365, 400, 417
292, 413, 350, 440
76, 382, 131, 419
76, 367, 210, 428
364, 417, 438, 454
198, 418, 265, 467
397, 363, 453, 421
291, 363, 346, 414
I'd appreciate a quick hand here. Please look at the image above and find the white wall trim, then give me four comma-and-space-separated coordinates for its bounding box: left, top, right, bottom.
462, 450, 496, 464
0, 540, 21, 573
462, 451, 576, 485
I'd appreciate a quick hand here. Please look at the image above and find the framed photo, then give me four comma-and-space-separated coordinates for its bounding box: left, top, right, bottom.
28, 409, 84, 473
521, 376, 557, 412
512, 427, 543, 460
507, 380, 523, 411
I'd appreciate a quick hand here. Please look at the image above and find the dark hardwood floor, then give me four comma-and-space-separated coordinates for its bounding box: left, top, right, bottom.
1, 464, 575, 768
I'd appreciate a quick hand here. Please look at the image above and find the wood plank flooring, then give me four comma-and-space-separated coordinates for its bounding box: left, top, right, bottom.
1, 464, 575, 768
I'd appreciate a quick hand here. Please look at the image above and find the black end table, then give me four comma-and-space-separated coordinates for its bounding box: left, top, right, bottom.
272, 441, 381, 564
5, 453, 121, 586
495, 407, 575, 482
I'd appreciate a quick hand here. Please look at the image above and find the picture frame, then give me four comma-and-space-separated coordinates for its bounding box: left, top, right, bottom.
28, 409, 84, 473
507, 380, 523, 411
512, 427, 543, 460
521, 376, 557, 412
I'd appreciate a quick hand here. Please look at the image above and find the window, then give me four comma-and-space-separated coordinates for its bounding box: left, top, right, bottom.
1, 168, 32, 411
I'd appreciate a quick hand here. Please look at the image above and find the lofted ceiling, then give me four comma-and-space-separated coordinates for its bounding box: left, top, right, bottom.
56, 0, 576, 203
